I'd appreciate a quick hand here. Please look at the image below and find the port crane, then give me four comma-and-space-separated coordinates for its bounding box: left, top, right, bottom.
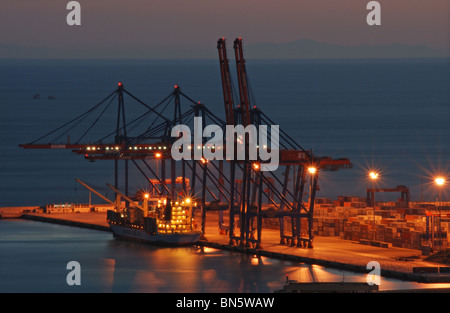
20, 38, 352, 249
366, 185, 410, 208
216, 37, 352, 248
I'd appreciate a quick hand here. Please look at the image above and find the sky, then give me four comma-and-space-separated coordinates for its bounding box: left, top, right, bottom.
0, 0, 449, 58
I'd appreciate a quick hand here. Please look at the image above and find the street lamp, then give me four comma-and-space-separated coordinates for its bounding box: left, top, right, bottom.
308, 166, 317, 175
369, 171, 379, 241
435, 177, 445, 250
308, 166, 317, 205
435, 177, 446, 210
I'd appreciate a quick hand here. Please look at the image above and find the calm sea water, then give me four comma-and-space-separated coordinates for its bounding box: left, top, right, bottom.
0, 58, 449, 292
0, 58, 449, 207
0, 218, 446, 293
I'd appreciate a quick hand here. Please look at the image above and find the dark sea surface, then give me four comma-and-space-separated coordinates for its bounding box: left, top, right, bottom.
0, 58, 449, 207
0, 58, 449, 292
1, 219, 449, 293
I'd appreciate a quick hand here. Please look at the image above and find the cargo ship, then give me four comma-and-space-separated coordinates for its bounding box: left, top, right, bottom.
107, 196, 202, 246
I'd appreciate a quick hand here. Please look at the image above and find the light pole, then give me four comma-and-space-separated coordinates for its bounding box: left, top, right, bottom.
369, 171, 379, 241
435, 177, 445, 250
308, 166, 317, 205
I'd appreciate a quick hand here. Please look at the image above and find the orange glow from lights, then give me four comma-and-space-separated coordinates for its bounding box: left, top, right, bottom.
435, 177, 445, 186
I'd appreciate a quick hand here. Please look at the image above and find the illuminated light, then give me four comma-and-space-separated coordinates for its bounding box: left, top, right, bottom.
118, 82, 122, 86
308, 166, 317, 175
185, 198, 191, 204
253, 163, 260, 171
144, 193, 149, 199
86, 147, 91, 150
369, 171, 379, 180
200, 157, 208, 164
155, 152, 162, 158
435, 177, 445, 186
174, 84, 178, 89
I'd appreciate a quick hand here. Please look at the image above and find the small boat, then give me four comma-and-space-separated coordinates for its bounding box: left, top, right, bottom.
107, 196, 202, 246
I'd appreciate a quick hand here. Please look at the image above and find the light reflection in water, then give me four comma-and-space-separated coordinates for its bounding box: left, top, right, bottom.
1, 220, 450, 292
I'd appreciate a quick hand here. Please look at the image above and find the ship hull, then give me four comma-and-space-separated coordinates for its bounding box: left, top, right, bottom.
109, 224, 201, 246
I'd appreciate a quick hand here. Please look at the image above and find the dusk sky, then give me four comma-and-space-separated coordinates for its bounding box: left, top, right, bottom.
1, 0, 449, 58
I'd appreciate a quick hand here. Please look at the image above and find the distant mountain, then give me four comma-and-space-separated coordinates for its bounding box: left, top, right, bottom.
245, 39, 449, 59
0, 39, 448, 59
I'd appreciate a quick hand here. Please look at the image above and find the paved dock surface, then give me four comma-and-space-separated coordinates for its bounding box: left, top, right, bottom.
16, 210, 450, 284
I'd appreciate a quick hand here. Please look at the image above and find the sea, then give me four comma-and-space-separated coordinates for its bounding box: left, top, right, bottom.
0, 58, 449, 293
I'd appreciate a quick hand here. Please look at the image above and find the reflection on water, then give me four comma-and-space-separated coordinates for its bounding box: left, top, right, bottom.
1, 219, 450, 292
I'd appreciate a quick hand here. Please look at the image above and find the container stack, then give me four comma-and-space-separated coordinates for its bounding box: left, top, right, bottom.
312, 196, 450, 252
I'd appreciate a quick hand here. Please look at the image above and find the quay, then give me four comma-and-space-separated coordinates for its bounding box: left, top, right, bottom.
3, 206, 450, 284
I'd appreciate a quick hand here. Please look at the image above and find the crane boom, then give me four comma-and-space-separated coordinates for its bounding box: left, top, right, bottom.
75, 179, 114, 205
217, 38, 235, 125
106, 183, 144, 211
233, 37, 252, 127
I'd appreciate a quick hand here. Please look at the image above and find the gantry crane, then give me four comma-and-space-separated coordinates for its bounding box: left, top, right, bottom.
216, 37, 352, 248
20, 38, 352, 249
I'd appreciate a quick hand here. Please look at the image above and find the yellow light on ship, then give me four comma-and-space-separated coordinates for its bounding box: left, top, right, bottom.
253, 163, 260, 171
369, 171, 379, 180
155, 152, 162, 158
435, 177, 445, 186
185, 198, 191, 204
308, 166, 317, 175
144, 193, 149, 199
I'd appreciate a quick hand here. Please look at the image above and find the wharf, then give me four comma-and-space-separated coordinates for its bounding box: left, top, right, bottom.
13, 210, 450, 284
